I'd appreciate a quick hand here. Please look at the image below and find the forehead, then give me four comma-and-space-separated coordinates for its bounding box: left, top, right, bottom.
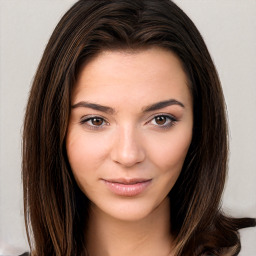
72, 47, 191, 108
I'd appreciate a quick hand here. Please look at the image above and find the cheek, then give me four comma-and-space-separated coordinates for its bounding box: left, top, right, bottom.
65, 128, 109, 183
147, 129, 192, 172
150, 130, 192, 197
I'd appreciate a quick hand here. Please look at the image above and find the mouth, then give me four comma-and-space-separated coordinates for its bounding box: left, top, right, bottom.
102, 178, 152, 197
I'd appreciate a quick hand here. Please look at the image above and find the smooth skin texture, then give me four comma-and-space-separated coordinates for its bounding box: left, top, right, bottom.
66, 47, 193, 256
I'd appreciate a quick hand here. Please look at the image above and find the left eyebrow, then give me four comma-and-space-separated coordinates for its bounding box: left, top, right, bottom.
142, 99, 185, 112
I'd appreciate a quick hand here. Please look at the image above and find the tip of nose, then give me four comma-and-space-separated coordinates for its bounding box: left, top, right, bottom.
110, 133, 146, 167
112, 152, 145, 167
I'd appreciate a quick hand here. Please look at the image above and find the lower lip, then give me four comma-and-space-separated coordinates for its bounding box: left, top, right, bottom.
103, 180, 152, 197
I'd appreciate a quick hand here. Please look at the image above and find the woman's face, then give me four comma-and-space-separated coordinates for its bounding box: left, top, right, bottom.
66, 47, 193, 221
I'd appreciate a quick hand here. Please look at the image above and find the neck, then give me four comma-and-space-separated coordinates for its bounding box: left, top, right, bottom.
86, 197, 174, 256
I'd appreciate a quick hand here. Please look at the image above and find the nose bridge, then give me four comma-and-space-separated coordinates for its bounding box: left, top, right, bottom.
111, 123, 145, 167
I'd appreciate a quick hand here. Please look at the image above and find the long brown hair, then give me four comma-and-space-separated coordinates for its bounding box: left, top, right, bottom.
22, 0, 255, 255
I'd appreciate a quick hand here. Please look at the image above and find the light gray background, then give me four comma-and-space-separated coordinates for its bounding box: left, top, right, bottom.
0, 0, 255, 255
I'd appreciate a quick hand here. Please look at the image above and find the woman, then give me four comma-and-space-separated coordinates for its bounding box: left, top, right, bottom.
22, 0, 255, 255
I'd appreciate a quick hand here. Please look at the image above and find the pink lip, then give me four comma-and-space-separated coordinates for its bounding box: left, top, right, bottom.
102, 178, 152, 197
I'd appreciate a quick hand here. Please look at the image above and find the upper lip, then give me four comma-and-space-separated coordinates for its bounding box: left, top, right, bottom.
102, 178, 152, 185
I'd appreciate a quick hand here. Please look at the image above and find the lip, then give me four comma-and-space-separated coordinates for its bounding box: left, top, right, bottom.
102, 178, 152, 197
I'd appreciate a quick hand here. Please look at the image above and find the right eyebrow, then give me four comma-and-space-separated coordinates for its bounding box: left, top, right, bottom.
141, 99, 185, 112
71, 101, 115, 114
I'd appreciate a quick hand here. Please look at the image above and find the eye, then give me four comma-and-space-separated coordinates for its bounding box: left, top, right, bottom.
154, 116, 168, 125
80, 116, 108, 129
149, 114, 177, 129
90, 117, 104, 126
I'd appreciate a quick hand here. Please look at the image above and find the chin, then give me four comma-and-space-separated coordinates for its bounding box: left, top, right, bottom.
92, 196, 169, 222
110, 208, 154, 222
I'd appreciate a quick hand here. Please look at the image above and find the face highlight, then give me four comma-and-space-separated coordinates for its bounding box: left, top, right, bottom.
66, 47, 193, 221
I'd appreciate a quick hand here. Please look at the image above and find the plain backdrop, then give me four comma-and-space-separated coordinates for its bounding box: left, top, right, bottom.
0, 0, 255, 255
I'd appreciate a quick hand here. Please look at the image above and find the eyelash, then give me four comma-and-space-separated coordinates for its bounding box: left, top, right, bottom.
80, 114, 178, 130
80, 115, 109, 130
147, 114, 178, 130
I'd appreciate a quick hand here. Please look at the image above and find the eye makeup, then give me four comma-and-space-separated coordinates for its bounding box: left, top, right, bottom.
147, 113, 178, 130
79, 115, 109, 130
79, 112, 178, 131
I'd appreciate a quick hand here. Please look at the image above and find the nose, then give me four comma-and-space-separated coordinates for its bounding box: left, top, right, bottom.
110, 125, 145, 167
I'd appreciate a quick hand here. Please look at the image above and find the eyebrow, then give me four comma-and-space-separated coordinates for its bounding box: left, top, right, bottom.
71, 102, 115, 114
142, 99, 185, 112
71, 99, 185, 114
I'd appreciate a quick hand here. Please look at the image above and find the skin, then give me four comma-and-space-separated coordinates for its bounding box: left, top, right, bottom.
66, 47, 193, 256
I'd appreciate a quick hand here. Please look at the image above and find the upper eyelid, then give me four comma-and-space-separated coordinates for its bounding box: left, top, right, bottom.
147, 113, 178, 121
80, 115, 109, 127
80, 112, 176, 119
80, 114, 108, 121
79, 113, 177, 120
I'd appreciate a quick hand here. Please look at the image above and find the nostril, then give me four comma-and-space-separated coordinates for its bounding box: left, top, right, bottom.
113, 152, 143, 167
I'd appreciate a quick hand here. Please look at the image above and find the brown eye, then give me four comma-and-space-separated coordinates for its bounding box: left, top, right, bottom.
80, 116, 107, 129
149, 114, 177, 129
155, 116, 167, 125
91, 117, 104, 126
